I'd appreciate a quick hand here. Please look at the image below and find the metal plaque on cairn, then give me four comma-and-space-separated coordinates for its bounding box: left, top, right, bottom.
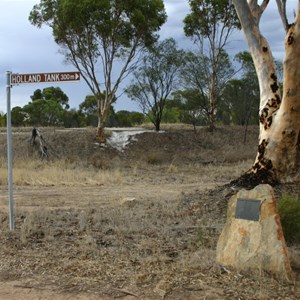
235, 198, 261, 221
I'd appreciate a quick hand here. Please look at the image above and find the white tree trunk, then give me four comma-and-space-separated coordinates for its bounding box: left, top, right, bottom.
233, 0, 300, 184
267, 19, 300, 182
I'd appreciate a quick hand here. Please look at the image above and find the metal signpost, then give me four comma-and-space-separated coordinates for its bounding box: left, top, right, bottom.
5, 71, 81, 230
6, 71, 14, 230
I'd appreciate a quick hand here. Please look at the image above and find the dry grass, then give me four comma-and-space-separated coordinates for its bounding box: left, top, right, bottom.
0, 125, 299, 299
0, 153, 252, 187
1, 187, 298, 299
0, 159, 124, 186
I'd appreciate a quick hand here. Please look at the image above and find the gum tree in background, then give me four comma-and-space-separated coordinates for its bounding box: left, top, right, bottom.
31, 87, 69, 109
23, 99, 65, 126
29, 0, 167, 143
218, 52, 260, 134
10, 87, 69, 126
232, 0, 300, 184
79, 92, 117, 127
183, 0, 240, 131
179, 49, 236, 127
125, 38, 184, 131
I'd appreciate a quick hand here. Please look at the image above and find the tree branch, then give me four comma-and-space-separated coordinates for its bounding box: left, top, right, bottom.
259, 0, 270, 14
248, 0, 269, 23
276, 0, 290, 32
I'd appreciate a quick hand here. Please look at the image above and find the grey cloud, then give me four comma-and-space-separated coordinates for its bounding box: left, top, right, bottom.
0, 0, 298, 113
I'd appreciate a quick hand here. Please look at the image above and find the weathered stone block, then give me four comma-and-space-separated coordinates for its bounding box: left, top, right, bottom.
216, 184, 293, 281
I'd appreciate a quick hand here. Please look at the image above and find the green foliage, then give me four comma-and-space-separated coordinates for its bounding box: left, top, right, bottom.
31, 89, 43, 101
78, 95, 99, 126
11, 107, 27, 126
184, 0, 240, 40
126, 38, 184, 131
217, 51, 259, 126
63, 109, 86, 128
183, 0, 240, 130
162, 107, 182, 124
79, 95, 98, 116
130, 111, 145, 125
179, 49, 235, 128
30, 0, 167, 50
23, 99, 65, 126
10, 86, 70, 126
278, 194, 300, 245
79, 94, 120, 127
31, 87, 69, 109
218, 78, 259, 125
115, 111, 132, 127
79, 93, 117, 117
235, 51, 256, 77
9, 87, 145, 128
171, 89, 209, 127
0, 112, 6, 127
115, 110, 145, 127
29, 0, 167, 138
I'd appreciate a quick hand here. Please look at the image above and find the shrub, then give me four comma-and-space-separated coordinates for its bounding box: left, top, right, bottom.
277, 194, 300, 245
146, 152, 164, 165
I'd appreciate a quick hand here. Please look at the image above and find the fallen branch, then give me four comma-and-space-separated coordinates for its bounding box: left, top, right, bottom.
31, 128, 48, 159
113, 288, 139, 298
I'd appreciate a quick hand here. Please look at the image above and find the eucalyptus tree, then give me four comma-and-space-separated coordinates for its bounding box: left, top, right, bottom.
79, 95, 98, 127
23, 99, 65, 126
79, 95, 98, 117
21, 86, 69, 126
232, 1, 300, 184
180, 49, 236, 127
171, 90, 206, 132
218, 51, 260, 127
125, 38, 184, 131
218, 78, 259, 126
11, 107, 27, 126
31, 87, 69, 109
79, 92, 117, 127
29, 0, 167, 142
183, 0, 240, 131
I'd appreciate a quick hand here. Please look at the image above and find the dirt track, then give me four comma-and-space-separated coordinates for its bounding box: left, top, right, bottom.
0, 178, 225, 300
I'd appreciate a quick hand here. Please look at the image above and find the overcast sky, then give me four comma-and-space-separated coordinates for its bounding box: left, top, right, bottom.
0, 0, 298, 113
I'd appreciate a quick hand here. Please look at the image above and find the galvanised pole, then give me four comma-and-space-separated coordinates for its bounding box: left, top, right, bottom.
6, 71, 14, 230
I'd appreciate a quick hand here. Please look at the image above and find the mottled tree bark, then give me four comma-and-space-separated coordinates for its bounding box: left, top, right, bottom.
233, 0, 300, 184
268, 20, 300, 183
96, 124, 106, 144
95, 96, 110, 144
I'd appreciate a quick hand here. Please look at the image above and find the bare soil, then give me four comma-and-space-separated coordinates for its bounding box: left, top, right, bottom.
0, 125, 299, 299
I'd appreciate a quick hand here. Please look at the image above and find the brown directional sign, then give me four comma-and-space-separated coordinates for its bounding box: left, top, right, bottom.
11, 71, 81, 85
